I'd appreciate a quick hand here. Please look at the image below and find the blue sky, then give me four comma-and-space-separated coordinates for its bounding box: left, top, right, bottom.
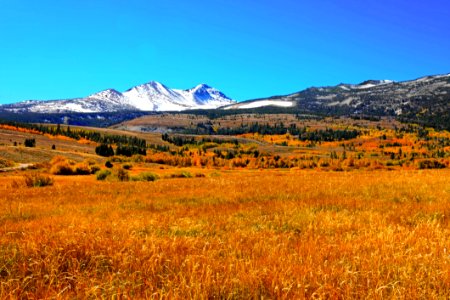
1, 0, 449, 104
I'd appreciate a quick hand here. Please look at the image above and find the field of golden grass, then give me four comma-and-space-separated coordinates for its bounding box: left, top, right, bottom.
1, 169, 450, 298
116, 113, 400, 131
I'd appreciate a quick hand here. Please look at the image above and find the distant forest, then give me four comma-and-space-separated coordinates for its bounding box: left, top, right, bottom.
0, 104, 448, 131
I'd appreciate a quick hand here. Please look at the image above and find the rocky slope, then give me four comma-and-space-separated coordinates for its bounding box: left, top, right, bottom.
224, 74, 450, 126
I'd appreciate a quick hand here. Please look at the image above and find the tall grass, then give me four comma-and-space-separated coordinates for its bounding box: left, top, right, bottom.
0, 169, 449, 298
23, 173, 54, 187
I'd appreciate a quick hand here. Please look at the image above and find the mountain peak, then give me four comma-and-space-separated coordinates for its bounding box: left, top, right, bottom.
186, 83, 213, 93
195, 83, 211, 89
358, 79, 394, 86
89, 89, 123, 99
146, 81, 165, 87
130, 81, 166, 90
0, 81, 235, 113
185, 83, 232, 105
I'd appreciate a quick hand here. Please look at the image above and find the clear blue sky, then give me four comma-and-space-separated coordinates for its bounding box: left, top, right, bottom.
1, 0, 449, 104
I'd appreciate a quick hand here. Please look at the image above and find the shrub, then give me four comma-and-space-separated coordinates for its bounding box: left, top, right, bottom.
110, 156, 127, 163
96, 170, 111, 181
74, 163, 91, 175
90, 165, 101, 174
131, 154, 144, 163
115, 167, 129, 182
24, 138, 36, 147
123, 164, 132, 170
24, 173, 54, 187
0, 158, 14, 168
319, 160, 330, 168
418, 159, 446, 169
181, 171, 192, 178
49, 157, 99, 176
50, 156, 73, 165
105, 161, 113, 168
50, 162, 74, 175
132, 172, 159, 182
169, 171, 192, 178
84, 159, 98, 166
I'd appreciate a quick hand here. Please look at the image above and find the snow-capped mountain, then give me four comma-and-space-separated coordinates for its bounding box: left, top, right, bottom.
1, 82, 235, 113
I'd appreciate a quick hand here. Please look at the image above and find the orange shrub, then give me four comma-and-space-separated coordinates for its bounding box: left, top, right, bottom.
50, 161, 74, 175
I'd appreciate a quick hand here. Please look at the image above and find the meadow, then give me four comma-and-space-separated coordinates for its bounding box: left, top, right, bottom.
0, 117, 449, 298
0, 168, 449, 298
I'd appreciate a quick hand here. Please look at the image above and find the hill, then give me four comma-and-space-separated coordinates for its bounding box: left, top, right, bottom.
224, 74, 450, 130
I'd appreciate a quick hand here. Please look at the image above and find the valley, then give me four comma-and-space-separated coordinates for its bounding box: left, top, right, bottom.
0, 111, 449, 298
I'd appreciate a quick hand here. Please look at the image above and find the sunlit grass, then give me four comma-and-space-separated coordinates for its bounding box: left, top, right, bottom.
1, 169, 449, 298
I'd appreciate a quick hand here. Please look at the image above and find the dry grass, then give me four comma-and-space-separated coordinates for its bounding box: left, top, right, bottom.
117, 114, 401, 131
23, 173, 54, 187
1, 169, 450, 298
0, 119, 449, 297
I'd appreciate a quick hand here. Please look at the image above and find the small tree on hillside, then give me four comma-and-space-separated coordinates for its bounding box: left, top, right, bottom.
24, 138, 36, 147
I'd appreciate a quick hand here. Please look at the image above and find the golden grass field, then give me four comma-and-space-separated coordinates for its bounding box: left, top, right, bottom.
0, 118, 449, 298
1, 168, 450, 298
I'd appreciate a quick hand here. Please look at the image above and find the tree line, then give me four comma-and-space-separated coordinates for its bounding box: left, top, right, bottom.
181, 121, 361, 141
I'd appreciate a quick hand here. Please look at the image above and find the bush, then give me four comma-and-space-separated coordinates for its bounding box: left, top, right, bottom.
105, 161, 113, 168
131, 154, 144, 163
50, 156, 74, 165
418, 159, 446, 169
24, 138, 36, 147
169, 171, 192, 178
131, 172, 159, 182
96, 170, 111, 181
116, 167, 129, 182
0, 158, 14, 168
49, 156, 100, 176
84, 159, 98, 166
74, 163, 91, 175
50, 162, 74, 175
110, 156, 127, 163
181, 171, 192, 178
24, 173, 54, 187
123, 164, 132, 170
90, 165, 101, 174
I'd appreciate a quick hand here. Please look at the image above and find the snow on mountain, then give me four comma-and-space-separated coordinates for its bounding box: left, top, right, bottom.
353, 79, 394, 89
88, 89, 124, 102
1, 82, 236, 113
122, 81, 189, 111
175, 84, 236, 109
224, 100, 296, 110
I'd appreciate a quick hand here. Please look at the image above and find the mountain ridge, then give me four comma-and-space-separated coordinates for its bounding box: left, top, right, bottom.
224, 73, 450, 117
0, 81, 236, 113
1, 73, 449, 130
